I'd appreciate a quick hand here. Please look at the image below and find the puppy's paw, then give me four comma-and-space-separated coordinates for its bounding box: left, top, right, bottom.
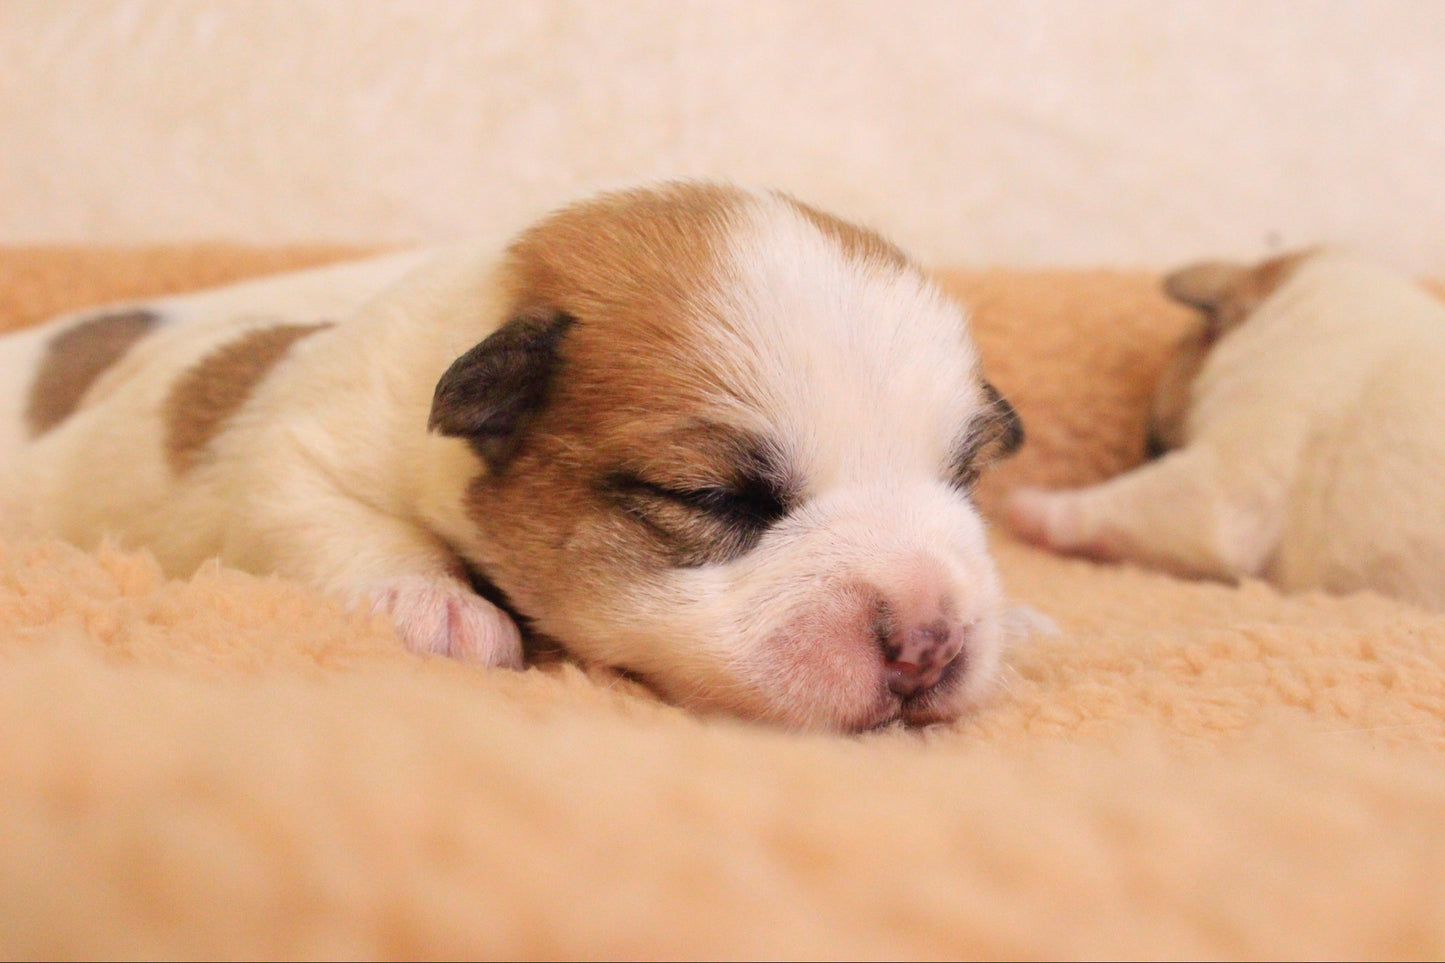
365, 575, 525, 669
1003, 487, 1118, 561
1003, 487, 1076, 546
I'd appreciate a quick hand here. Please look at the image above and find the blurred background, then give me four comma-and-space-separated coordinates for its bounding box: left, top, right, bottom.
3, 0, 1442, 270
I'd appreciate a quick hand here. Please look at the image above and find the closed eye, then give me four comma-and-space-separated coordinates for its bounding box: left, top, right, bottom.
601, 470, 792, 567
598, 427, 797, 567
611, 475, 788, 529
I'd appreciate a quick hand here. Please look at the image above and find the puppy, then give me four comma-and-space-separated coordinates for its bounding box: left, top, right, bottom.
1006, 247, 1445, 610
0, 181, 1027, 731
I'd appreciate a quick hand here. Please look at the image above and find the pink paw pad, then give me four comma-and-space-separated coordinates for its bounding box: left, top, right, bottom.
367, 575, 524, 669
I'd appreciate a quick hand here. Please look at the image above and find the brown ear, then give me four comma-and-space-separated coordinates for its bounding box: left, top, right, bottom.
1164, 250, 1316, 336
428, 310, 575, 472
1163, 261, 1246, 313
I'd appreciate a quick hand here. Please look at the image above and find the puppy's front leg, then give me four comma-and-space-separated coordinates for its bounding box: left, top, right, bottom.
1002, 446, 1282, 582
225, 497, 523, 669
362, 570, 524, 669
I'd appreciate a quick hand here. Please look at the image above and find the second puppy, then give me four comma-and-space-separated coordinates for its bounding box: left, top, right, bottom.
1006, 247, 1445, 610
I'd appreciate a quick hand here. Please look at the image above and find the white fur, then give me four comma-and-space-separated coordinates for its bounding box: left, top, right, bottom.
0, 185, 1022, 730
1006, 249, 1445, 610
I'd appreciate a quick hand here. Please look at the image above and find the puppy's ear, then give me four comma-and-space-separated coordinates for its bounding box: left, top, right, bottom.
1164, 250, 1315, 335
1163, 261, 1244, 314
429, 311, 575, 471
951, 381, 1024, 488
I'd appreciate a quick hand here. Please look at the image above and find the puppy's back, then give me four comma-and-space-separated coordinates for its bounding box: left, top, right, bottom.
0, 249, 434, 541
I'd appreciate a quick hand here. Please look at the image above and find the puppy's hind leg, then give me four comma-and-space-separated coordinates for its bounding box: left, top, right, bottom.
1003, 446, 1281, 583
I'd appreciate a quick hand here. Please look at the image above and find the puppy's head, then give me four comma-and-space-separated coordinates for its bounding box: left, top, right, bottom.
429, 182, 1022, 731
1148, 249, 1317, 455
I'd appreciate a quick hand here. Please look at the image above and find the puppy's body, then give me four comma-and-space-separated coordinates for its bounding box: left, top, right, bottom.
1007, 248, 1445, 609
1, 183, 1024, 730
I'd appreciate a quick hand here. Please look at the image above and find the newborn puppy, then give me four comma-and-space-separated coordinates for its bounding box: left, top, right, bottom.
0, 181, 1026, 731
1006, 247, 1445, 610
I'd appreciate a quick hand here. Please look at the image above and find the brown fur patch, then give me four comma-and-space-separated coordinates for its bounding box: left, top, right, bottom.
26, 308, 160, 437
456, 184, 780, 640
165, 322, 331, 474
1164, 249, 1317, 335
777, 194, 910, 270
497, 182, 740, 333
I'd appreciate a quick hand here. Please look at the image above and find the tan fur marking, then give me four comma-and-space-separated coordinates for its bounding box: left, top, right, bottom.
498, 181, 739, 333
1165, 249, 1317, 334
26, 309, 160, 437
165, 322, 332, 474
778, 195, 910, 270
457, 184, 783, 632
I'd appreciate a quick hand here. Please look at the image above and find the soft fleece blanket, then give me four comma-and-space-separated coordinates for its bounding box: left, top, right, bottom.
1, 247, 1442, 960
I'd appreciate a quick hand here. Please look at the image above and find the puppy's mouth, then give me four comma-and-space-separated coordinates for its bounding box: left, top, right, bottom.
850, 653, 968, 732
895, 652, 970, 728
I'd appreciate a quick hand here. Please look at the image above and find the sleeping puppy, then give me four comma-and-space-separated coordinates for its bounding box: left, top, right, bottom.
0, 181, 1027, 731
1005, 247, 1445, 610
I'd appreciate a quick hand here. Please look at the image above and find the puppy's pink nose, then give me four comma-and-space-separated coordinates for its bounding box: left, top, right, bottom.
881, 616, 965, 698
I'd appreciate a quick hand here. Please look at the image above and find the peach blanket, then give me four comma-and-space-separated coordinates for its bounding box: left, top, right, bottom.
2, 248, 1441, 959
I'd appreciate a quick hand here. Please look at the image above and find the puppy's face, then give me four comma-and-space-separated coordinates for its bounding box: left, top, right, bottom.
1148, 250, 1315, 455
430, 184, 1022, 731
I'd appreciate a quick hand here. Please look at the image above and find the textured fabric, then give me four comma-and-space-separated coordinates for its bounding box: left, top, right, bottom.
2, 247, 1442, 959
